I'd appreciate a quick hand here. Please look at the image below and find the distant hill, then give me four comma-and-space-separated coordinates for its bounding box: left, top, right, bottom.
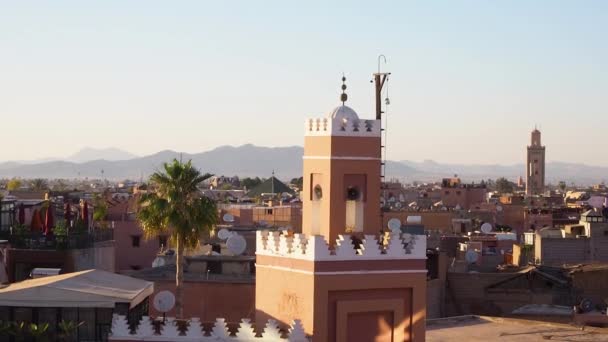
399, 160, 608, 185
0, 145, 605, 185
67, 147, 138, 163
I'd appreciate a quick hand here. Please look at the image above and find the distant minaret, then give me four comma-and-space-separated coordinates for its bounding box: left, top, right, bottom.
526, 128, 546, 196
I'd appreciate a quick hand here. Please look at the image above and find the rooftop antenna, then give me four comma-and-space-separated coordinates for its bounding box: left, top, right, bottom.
271, 170, 275, 196
372, 55, 391, 231
340, 74, 348, 105
373, 55, 390, 120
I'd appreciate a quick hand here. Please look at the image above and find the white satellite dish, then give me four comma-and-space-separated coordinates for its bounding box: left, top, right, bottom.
406, 216, 422, 224
387, 218, 402, 233
217, 228, 231, 240
226, 234, 247, 255
588, 197, 604, 209
394, 202, 402, 209
223, 213, 235, 223
480, 223, 493, 234
153, 291, 176, 313
465, 250, 478, 264
496, 205, 503, 212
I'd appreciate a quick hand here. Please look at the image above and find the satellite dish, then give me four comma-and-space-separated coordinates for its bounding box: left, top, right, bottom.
406, 216, 422, 224
480, 223, 493, 234
223, 213, 235, 223
152, 256, 166, 268
579, 298, 594, 313
465, 250, 478, 264
496, 205, 503, 212
153, 291, 176, 313
394, 202, 402, 209
226, 234, 247, 255
217, 228, 231, 240
387, 218, 401, 233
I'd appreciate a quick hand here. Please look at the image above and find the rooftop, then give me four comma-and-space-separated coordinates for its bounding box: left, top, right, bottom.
427, 316, 608, 342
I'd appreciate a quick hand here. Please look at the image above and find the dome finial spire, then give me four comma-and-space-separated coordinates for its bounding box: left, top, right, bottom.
340, 74, 348, 105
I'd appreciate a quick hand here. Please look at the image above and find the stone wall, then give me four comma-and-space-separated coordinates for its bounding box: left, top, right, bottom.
537, 238, 588, 266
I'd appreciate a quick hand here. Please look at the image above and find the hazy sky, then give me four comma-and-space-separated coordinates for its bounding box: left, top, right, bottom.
1, 1, 607, 165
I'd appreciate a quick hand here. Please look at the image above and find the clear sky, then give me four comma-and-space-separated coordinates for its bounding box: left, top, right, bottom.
1, 1, 607, 165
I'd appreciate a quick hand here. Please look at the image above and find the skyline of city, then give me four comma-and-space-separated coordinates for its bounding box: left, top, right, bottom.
1, 1, 607, 165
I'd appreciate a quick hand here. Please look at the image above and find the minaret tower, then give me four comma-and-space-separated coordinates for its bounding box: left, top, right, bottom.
255, 75, 427, 341
526, 128, 546, 196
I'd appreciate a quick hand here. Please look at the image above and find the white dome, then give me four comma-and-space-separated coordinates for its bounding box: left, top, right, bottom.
328, 105, 359, 121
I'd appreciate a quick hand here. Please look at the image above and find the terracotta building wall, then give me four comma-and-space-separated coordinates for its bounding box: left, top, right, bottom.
151, 280, 255, 321
113, 220, 167, 272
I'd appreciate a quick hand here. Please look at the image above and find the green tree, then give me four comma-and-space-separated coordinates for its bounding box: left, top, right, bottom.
220, 183, 233, 190
137, 159, 217, 318
290, 177, 304, 190
30, 178, 49, 191
53, 179, 69, 191
241, 177, 262, 189
92, 194, 108, 228
558, 181, 567, 192
495, 177, 514, 194
7, 178, 22, 191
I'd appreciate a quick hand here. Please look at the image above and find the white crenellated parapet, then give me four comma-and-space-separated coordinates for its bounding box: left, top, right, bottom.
110, 314, 131, 338
135, 316, 155, 338
109, 316, 309, 341
256, 230, 427, 261
278, 234, 293, 256
235, 318, 258, 340
288, 320, 307, 342
334, 235, 357, 258
304, 117, 381, 137
162, 317, 181, 339
211, 318, 231, 339
184, 317, 204, 339
292, 234, 307, 257
261, 319, 284, 341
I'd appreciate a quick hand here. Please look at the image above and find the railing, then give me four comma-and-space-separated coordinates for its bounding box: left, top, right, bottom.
0, 229, 114, 250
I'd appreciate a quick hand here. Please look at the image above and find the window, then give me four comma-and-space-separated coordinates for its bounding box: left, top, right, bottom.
131, 235, 141, 247
266, 209, 273, 215
158, 235, 168, 248
313, 185, 323, 200
130, 265, 141, 271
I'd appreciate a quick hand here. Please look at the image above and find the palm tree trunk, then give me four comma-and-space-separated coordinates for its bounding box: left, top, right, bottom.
175, 235, 185, 318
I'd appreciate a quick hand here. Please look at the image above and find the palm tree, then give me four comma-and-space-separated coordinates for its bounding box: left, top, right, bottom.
136, 159, 217, 318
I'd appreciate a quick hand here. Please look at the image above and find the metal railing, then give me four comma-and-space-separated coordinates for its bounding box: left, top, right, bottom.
0, 229, 114, 250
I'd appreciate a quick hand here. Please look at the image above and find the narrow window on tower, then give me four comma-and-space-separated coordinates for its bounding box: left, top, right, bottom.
344, 174, 366, 233
310, 173, 322, 235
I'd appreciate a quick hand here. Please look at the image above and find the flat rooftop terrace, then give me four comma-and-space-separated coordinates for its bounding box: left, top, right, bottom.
427, 316, 608, 342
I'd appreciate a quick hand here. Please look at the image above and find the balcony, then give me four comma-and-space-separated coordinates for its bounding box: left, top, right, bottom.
0, 229, 114, 250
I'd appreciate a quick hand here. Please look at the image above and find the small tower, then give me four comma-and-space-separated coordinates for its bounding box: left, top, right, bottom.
301, 76, 382, 244
526, 128, 546, 196
256, 76, 427, 341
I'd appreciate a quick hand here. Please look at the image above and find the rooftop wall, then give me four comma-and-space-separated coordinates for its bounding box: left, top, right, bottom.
304, 118, 381, 137
256, 230, 427, 261
109, 314, 308, 341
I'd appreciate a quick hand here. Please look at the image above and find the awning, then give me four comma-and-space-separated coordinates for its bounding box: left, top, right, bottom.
0, 269, 153, 308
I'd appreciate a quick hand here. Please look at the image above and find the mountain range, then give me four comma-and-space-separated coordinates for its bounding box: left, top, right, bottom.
0, 145, 606, 185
